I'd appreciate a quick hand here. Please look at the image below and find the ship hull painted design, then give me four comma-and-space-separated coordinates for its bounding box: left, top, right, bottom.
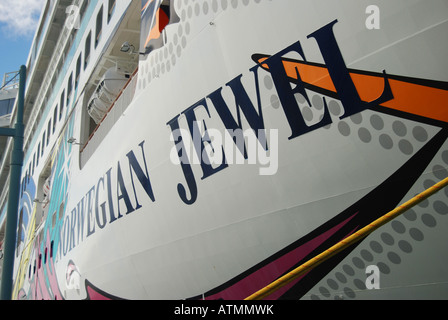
4, 0, 448, 299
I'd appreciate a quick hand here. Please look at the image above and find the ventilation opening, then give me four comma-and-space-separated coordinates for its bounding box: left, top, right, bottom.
140, 0, 179, 55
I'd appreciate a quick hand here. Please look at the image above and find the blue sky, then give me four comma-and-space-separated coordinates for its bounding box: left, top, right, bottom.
0, 0, 45, 81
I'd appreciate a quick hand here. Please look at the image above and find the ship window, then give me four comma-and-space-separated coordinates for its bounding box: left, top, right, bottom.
67, 73, 73, 106
0, 94, 15, 114
53, 105, 58, 133
108, 0, 116, 23
140, 0, 173, 55
36, 144, 40, 166
60, 90, 65, 120
20, 177, 24, 197
95, 6, 103, 48
16, 208, 24, 252
47, 119, 51, 145
75, 53, 81, 89
85, 32, 91, 70
80, 0, 89, 21
41, 133, 45, 156
32, 153, 35, 174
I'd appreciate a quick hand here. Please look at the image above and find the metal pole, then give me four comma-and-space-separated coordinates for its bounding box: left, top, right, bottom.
0, 65, 26, 300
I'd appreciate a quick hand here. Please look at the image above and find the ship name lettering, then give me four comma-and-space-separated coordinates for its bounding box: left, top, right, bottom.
167, 19, 393, 205
59, 141, 155, 257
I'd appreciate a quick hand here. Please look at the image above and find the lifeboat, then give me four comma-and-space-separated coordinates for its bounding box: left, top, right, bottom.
87, 67, 130, 123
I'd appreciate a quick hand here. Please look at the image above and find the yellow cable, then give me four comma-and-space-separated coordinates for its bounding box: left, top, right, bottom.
245, 176, 448, 300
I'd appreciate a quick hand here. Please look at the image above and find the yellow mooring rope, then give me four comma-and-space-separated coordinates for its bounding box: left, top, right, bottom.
245, 176, 448, 300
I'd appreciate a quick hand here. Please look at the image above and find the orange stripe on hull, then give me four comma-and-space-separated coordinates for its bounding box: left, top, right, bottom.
257, 57, 448, 124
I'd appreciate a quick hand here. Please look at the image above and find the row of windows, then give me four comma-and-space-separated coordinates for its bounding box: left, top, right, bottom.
28, 240, 54, 279
21, 0, 116, 196
27, 201, 65, 278
24, 0, 117, 280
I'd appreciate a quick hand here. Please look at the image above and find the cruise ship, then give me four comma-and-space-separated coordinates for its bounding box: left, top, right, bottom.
0, 0, 447, 300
